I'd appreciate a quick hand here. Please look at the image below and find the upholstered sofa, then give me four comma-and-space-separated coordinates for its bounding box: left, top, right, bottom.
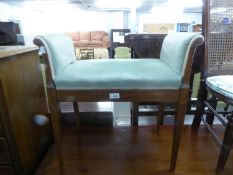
65, 31, 110, 48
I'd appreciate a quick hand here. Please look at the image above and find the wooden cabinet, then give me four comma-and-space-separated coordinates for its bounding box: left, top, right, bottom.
0, 46, 52, 175
125, 34, 167, 58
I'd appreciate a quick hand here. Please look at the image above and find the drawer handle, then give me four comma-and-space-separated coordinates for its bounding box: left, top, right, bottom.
34, 114, 49, 126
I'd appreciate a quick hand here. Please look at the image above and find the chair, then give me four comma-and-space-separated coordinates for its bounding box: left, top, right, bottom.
192, 0, 233, 172
33, 32, 203, 173
114, 46, 131, 59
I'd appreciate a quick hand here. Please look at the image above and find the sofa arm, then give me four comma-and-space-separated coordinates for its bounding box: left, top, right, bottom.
102, 35, 110, 48
73, 41, 79, 48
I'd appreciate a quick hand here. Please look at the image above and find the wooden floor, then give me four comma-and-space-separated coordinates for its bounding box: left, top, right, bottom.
35, 125, 233, 175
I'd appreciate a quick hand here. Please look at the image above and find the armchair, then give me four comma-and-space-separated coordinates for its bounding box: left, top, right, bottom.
33, 32, 203, 173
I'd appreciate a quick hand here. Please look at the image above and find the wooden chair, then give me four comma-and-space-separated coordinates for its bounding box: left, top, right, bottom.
192, 0, 233, 172
33, 32, 203, 173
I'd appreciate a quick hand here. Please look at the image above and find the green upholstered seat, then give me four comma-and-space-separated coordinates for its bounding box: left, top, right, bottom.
37, 32, 202, 90
206, 75, 233, 99
54, 59, 182, 90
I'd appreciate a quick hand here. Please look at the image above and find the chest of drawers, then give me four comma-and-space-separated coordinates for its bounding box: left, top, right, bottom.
0, 46, 52, 175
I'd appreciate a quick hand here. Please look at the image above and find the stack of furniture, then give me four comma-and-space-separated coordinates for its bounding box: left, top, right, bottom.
0, 46, 52, 175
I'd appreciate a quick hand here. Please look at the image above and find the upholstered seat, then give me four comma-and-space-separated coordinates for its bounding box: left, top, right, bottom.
206, 75, 233, 99
55, 59, 182, 90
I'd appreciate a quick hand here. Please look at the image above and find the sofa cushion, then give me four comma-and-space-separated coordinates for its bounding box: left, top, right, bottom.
79, 32, 91, 40
77, 40, 90, 46
90, 40, 102, 45
91, 31, 105, 41
54, 59, 182, 90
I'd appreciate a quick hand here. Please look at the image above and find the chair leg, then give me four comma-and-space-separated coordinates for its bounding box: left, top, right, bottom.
170, 89, 188, 171
47, 87, 64, 174
73, 101, 80, 127
131, 102, 139, 126
186, 72, 195, 114
206, 96, 217, 125
216, 114, 233, 172
192, 79, 208, 129
157, 103, 164, 132
223, 104, 229, 117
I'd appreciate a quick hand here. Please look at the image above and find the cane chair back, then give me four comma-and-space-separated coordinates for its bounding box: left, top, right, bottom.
205, 0, 233, 76
192, 0, 233, 172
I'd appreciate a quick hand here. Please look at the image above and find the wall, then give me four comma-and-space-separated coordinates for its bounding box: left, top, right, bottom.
138, 12, 202, 33
0, 2, 125, 45
0, 2, 202, 45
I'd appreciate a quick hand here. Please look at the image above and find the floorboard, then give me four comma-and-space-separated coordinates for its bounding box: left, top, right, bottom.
35, 125, 233, 175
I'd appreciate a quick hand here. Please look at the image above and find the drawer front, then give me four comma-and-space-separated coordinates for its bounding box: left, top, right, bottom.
0, 138, 11, 163
0, 166, 15, 175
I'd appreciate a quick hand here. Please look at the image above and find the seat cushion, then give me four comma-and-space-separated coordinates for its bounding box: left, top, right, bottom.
77, 40, 90, 46
206, 75, 233, 99
90, 40, 103, 45
79, 32, 91, 40
91, 31, 106, 41
54, 59, 182, 90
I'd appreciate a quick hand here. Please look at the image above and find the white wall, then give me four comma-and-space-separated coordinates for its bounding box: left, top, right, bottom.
106, 11, 125, 33
0, 2, 202, 45
138, 12, 202, 33
0, 2, 110, 33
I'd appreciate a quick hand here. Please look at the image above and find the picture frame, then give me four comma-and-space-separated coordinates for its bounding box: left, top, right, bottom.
179, 23, 188, 32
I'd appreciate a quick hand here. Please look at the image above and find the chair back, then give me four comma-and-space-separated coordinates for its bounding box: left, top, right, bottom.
160, 32, 203, 76
34, 34, 76, 78
114, 46, 131, 59
204, 0, 233, 76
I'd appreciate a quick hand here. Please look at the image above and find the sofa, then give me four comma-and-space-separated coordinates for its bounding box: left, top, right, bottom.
65, 31, 110, 48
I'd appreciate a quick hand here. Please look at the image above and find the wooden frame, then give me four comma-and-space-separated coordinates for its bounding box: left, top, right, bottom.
33, 34, 203, 174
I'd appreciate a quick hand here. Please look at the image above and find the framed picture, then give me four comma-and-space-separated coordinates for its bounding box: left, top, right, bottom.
179, 23, 188, 32
80, 49, 94, 60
